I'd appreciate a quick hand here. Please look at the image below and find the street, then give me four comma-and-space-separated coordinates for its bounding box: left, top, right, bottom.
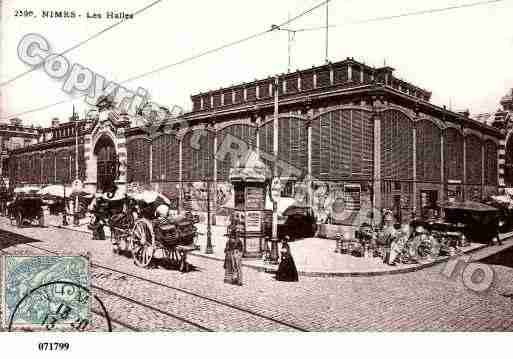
1, 218, 513, 331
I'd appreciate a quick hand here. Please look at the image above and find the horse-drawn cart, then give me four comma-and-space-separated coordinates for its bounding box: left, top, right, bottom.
89, 189, 198, 271
131, 215, 197, 270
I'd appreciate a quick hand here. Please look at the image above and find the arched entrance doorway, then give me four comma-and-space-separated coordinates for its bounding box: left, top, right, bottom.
94, 135, 117, 192
505, 135, 513, 187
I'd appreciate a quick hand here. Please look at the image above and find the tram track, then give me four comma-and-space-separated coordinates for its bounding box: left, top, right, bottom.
0, 230, 309, 331
90, 308, 140, 332
0, 242, 209, 331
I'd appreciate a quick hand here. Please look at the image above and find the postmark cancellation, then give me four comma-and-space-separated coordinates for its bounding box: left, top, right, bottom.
1, 255, 91, 330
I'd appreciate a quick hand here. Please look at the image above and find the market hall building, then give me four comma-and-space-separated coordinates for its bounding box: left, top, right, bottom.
5, 57, 503, 225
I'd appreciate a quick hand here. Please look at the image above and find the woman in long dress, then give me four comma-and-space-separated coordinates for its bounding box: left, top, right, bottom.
224, 236, 243, 285
275, 237, 299, 282
223, 237, 234, 283
223, 215, 244, 285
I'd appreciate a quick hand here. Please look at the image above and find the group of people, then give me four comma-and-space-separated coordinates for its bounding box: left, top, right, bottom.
223, 213, 299, 286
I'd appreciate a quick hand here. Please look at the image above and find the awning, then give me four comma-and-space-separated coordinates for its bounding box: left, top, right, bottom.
441, 200, 499, 212
130, 190, 171, 205
14, 186, 41, 194
265, 197, 296, 216
490, 195, 512, 204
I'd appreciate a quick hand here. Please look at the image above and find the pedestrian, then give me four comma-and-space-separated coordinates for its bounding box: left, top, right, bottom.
275, 236, 299, 282
223, 213, 244, 286
385, 223, 402, 265
495, 212, 504, 246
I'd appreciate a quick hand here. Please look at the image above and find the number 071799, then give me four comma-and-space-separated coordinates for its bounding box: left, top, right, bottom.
38, 342, 70, 351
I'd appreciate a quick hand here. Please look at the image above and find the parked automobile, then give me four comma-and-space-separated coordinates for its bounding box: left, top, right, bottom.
440, 200, 500, 244
8, 194, 45, 227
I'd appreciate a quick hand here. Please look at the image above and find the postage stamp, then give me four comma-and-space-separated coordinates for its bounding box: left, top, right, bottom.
1, 255, 91, 330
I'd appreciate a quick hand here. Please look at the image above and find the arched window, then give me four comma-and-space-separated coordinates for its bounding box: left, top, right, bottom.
127, 138, 150, 183
485, 140, 498, 186
311, 109, 374, 180
465, 134, 482, 185
217, 124, 256, 181
444, 128, 464, 182
416, 120, 441, 182
182, 129, 216, 181
380, 110, 414, 180
278, 117, 307, 177
152, 134, 180, 182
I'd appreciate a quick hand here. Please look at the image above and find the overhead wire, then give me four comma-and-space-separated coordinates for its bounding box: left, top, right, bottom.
0, 0, 166, 88
2, 0, 507, 120
1, 0, 331, 120
289, 0, 508, 33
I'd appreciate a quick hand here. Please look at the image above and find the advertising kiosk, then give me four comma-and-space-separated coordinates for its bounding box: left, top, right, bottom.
229, 159, 271, 258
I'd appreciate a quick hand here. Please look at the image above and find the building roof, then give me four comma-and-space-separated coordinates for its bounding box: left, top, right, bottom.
189, 57, 432, 114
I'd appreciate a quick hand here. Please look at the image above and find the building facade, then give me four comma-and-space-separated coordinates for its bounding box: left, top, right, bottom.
0, 118, 39, 187
7, 58, 503, 225
490, 88, 513, 188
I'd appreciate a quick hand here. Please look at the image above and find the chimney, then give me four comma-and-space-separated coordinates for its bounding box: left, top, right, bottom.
51, 117, 60, 127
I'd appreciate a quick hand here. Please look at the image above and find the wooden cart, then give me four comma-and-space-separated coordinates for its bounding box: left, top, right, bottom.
130, 215, 197, 271
93, 192, 198, 271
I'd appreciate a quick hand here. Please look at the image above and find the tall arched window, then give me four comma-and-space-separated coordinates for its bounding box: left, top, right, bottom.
278, 117, 307, 177
152, 134, 180, 182
485, 140, 498, 186
182, 129, 216, 181
444, 128, 464, 182
465, 134, 482, 185
311, 109, 374, 180
416, 120, 441, 182
127, 138, 150, 183
380, 110, 414, 180
217, 124, 256, 181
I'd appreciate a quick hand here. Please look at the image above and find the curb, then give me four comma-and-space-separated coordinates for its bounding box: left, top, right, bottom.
46, 223, 512, 278
188, 243, 490, 278
49, 224, 110, 238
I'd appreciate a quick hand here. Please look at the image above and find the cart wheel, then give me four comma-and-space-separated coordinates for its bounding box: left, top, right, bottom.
16, 212, 22, 228
131, 219, 155, 268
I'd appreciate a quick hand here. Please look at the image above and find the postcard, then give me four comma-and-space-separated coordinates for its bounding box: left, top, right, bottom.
1, 0, 512, 357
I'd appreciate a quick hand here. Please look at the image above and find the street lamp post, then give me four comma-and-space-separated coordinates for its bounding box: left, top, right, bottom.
205, 177, 213, 254
72, 106, 80, 226
267, 76, 281, 265
62, 182, 68, 226
268, 177, 282, 264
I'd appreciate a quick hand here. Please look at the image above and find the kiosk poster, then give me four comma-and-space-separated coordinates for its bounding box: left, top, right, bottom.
245, 187, 263, 210
0, 0, 509, 350
244, 236, 261, 254
245, 211, 262, 232
344, 186, 361, 211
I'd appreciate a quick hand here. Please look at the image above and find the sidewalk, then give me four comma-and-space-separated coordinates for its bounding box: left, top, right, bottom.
40, 214, 513, 277
192, 223, 494, 277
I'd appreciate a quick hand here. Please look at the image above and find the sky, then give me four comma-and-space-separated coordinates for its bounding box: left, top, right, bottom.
1, 0, 513, 127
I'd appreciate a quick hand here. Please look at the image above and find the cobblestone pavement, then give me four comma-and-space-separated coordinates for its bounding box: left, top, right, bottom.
1, 218, 513, 331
